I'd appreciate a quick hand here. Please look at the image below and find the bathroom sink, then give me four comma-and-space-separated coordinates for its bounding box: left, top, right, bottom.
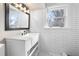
23, 33, 39, 39
5, 33, 39, 41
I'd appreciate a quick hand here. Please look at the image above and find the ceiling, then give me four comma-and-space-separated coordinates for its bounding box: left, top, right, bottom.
25, 3, 65, 11
25, 3, 62, 11
25, 3, 45, 11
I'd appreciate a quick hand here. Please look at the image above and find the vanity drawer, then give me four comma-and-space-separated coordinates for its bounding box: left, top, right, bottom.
31, 38, 39, 47
25, 39, 32, 52
27, 42, 38, 56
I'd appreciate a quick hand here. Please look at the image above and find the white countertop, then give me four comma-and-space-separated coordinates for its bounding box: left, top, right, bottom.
5, 33, 40, 41
0, 44, 4, 48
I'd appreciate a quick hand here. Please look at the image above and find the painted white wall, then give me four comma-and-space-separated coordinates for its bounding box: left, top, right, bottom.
0, 3, 79, 56
30, 3, 79, 56
26, 3, 45, 11
0, 4, 27, 41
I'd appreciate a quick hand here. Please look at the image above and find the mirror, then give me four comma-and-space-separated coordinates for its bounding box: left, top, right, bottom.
5, 4, 30, 30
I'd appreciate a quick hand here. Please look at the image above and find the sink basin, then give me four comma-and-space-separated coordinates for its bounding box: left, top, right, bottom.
23, 33, 39, 39
5, 33, 40, 41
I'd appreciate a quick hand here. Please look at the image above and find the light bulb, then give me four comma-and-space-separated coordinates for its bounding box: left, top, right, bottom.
24, 10, 27, 13
15, 4, 19, 7
19, 4, 22, 7
23, 7, 26, 10
20, 7, 24, 11
23, 7, 26, 12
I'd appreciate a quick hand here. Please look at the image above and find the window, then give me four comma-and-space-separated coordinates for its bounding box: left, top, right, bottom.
48, 9, 64, 27
45, 5, 68, 28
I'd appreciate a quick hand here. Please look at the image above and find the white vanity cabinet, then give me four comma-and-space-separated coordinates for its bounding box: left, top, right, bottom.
0, 44, 5, 56
5, 33, 39, 56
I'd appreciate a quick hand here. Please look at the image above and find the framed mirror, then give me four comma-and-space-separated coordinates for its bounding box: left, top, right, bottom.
5, 3, 30, 30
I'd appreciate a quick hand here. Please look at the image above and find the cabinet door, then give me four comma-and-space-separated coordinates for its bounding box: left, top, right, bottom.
25, 39, 32, 55
0, 44, 5, 56
6, 39, 25, 56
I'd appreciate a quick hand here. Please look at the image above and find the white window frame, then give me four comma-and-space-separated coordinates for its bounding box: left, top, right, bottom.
44, 5, 69, 29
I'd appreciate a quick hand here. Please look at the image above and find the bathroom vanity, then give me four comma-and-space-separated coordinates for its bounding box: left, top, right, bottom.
0, 44, 5, 56
5, 33, 39, 56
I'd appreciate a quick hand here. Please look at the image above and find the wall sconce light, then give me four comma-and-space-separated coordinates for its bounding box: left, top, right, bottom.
11, 3, 30, 13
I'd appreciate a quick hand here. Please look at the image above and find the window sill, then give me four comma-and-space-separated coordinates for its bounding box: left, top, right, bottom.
44, 25, 70, 29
